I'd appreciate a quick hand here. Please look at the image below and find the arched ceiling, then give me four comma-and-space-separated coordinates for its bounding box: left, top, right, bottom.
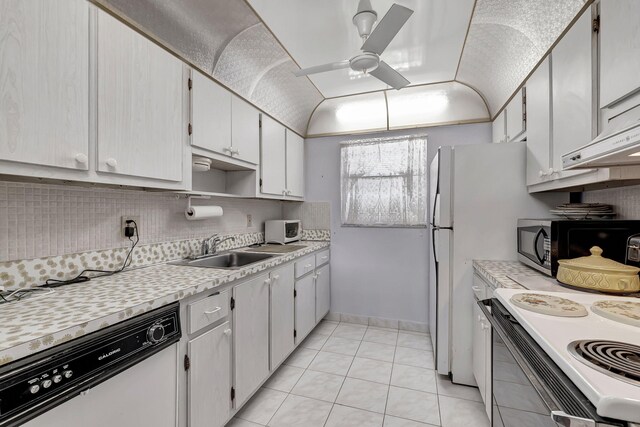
456, 0, 589, 115
93, 0, 590, 136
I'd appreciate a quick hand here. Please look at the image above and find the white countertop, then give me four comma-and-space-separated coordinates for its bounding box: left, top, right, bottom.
0, 241, 329, 366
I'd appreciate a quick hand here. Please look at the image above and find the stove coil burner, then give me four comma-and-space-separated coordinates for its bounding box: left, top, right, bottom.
568, 340, 640, 387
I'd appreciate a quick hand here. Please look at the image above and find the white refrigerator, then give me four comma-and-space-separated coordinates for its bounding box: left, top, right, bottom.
428, 142, 566, 385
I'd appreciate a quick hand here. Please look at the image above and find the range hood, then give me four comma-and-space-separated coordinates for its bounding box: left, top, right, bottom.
563, 116, 640, 170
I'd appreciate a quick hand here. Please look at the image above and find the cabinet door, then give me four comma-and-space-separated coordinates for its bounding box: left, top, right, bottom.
0, 0, 89, 170
270, 263, 295, 370
234, 274, 270, 407
188, 322, 231, 427
260, 115, 286, 196
295, 274, 316, 344
472, 304, 492, 421
191, 70, 232, 156
285, 129, 305, 198
551, 10, 595, 177
315, 264, 330, 323
96, 10, 183, 182
491, 112, 506, 144
231, 96, 260, 164
600, 0, 640, 108
526, 58, 552, 186
506, 89, 525, 142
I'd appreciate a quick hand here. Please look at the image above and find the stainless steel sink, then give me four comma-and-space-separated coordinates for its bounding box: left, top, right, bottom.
170, 251, 277, 269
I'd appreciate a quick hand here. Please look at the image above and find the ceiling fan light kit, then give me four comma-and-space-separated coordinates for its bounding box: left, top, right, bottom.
294, 0, 414, 90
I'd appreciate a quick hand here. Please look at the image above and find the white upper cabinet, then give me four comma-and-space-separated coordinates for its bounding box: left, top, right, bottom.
285, 130, 304, 198
260, 115, 287, 196
96, 10, 184, 182
525, 58, 552, 186
491, 111, 506, 144
0, 0, 89, 170
599, 0, 640, 108
551, 9, 594, 178
231, 96, 260, 165
506, 88, 526, 142
191, 70, 232, 156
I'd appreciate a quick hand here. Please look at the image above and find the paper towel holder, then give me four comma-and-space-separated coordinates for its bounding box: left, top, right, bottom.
186, 195, 211, 211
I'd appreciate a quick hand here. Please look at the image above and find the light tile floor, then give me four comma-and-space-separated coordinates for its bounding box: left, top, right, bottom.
228, 321, 490, 427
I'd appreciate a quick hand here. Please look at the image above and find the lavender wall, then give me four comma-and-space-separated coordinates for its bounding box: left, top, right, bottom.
305, 123, 491, 324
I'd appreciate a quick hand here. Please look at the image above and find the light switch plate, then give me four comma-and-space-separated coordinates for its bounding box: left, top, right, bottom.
246, 214, 253, 227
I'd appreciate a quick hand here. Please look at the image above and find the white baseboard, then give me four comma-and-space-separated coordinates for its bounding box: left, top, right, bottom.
324, 311, 428, 334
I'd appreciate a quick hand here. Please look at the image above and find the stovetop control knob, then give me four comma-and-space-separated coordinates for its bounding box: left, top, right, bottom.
52, 374, 62, 383
41, 379, 53, 389
147, 323, 165, 344
62, 370, 73, 379
29, 384, 40, 394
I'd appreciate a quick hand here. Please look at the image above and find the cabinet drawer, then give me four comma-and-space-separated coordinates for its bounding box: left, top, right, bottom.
295, 255, 316, 279
188, 291, 229, 334
315, 249, 330, 267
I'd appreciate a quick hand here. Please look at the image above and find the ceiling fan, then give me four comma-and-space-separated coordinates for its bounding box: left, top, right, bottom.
293, 0, 414, 90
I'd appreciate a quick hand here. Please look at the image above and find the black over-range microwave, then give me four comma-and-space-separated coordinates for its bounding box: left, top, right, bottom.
517, 219, 640, 276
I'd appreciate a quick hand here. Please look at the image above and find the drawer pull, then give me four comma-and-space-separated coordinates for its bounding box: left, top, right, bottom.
305, 264, 312, 268
204, 307, 222, 315
317, 271, 322, 276
273, 274, 280, 280
321, 256, 328, 260
264, 278, 272, 285
224, 329, 232, 337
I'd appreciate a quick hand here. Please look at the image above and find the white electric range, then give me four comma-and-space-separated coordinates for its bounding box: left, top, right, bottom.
483, 288, 640, 426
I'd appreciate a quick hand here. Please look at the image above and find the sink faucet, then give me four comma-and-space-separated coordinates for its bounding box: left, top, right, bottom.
201, 234, 236, 256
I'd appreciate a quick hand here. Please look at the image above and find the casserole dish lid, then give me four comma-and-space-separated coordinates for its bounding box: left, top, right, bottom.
558, 246, 639, 274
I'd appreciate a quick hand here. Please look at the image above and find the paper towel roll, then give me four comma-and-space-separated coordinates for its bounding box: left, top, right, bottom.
185, 205, 223, 220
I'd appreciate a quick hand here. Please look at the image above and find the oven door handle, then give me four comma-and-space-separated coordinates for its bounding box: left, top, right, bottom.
477, 300, 563, 413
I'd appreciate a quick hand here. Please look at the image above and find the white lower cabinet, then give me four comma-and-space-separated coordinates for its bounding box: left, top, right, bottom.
270, 264, 296, 370
181, 250, 330, 426
295, 273, 316, 344
472, 275, 492, 422
233, 273, 270, 407
315, 264, 330, 323
188, 322, 232, 427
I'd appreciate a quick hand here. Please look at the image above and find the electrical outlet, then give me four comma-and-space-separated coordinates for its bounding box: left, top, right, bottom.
246, 214, 253, 227
121, 216, 140, 238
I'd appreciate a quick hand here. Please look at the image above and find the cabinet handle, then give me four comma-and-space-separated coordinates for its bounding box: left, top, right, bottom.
223, 147, 232, 153
305, 264, 312, 268
481, 322, 490, 330
273, 274, 280, 280
106, 158, 117, 168
224, 329, 232, 337
204, 307, 222, 315
312, 274, 318, 280
75, 153, 88, 165
321, 256, 328, 260
264, 278, 271, 285
538, 170, 544, 178
233, 148, 240, 155
547, 168, 554, 175
317, 271, 322, 276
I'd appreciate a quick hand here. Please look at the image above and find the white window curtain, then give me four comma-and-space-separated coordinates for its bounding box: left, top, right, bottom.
341, 134, 428, 227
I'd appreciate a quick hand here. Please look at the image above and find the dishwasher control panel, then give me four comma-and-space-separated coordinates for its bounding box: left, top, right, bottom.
0, 303, 181, 426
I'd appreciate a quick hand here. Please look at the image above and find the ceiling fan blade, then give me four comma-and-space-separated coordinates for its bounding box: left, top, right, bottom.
370, 61, 410, 90
293, 60, 350, 77
361, 4, 413, 55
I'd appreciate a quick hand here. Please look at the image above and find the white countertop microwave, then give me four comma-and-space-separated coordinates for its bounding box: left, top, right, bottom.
265, 220, 301, 244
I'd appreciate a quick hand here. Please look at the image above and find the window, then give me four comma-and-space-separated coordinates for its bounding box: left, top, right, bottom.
341, 134, 428, 227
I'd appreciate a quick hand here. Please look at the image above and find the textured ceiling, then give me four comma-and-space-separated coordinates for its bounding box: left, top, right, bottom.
456, 0, 589, 116
93, 0, 323, 135
93, 0, 590, 135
